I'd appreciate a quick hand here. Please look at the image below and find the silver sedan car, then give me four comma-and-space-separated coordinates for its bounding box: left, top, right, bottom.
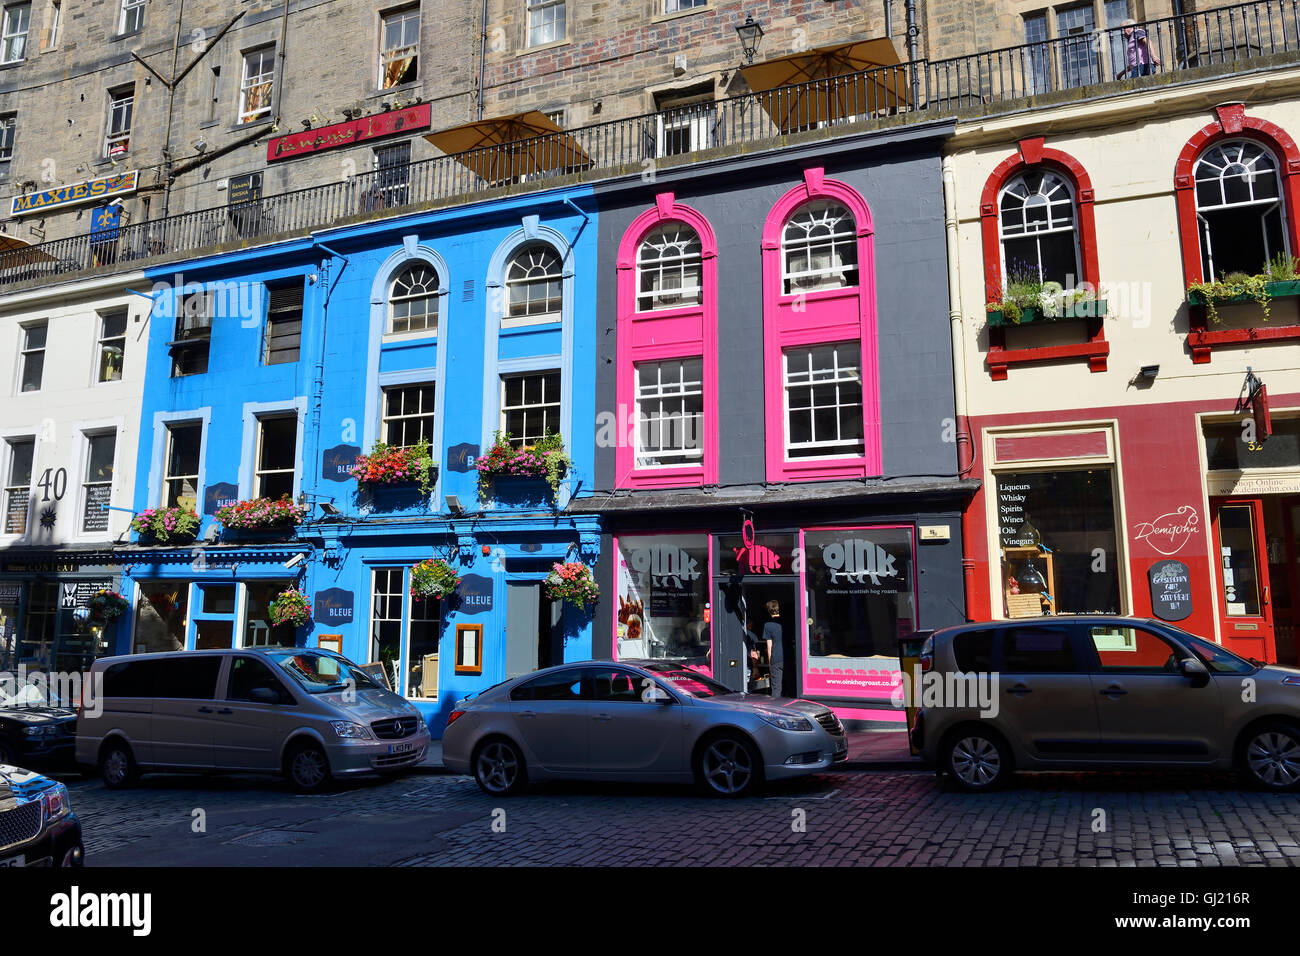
442, 659, 848, 797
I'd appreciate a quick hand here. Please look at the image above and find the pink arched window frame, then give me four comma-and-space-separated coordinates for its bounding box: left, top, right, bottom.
762, 167, 881, 483
615, 192, 719, 488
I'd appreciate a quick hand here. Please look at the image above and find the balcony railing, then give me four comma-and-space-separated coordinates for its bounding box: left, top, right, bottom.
3, 0, 1298, 287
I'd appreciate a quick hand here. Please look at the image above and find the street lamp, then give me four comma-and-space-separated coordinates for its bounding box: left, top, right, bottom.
735, 14, 765, 64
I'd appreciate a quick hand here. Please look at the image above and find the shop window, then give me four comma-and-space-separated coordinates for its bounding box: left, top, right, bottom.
374, 141, 411, 207
407, 589, 440, 698
263, 279, 302, 365
80, 430, 115, 534
503, 243, 563, 328
388, 262, 439, 335
0, 112, 14, 180
995, 468, 1121, 616
97, 309, 127, 381
117, 0, 142, 35
104, 85, 133, 158
1194, 140, 1288, 281
1205, 416, 1300, 471
134, 583, 188, 654
2, 2, 29, 64
254, 414, 297, 499
998, 169, 1080, 286
526, 0, 564, 47
379, 5, 419, 89
614, 533, 710, 666
636, 223, 702, 311
19, 580, 55, 668
3, 437, 33, 535
802, 527, 916, 704
170, 292, 211, 376
783, 342, 865, 460
782, 200, 858, 293
244, 581, 294, 647
369, 568, 414, 690
163, 422, 202, 510
18, 321, 44, 392
634, 357, 704, 468
238, 46, 274, 125
500, 370, 560, 447
381, 382, 435, 448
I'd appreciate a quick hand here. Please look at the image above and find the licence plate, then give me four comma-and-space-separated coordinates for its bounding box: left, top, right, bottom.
0, 856, 24, 867
388, 741, 415, 755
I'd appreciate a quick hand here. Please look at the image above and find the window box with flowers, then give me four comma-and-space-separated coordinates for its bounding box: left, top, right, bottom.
986, 281, 1106, 327
214, 495, 309, 535
1187, 257, 1300, 322
87, 589, 129, 624
131, 506, 199, 544
476, 431, 571, 502
409, 558, 461, 601
267, 588, 312, 629
350, 437, 437, 494
544, 561, 599, 610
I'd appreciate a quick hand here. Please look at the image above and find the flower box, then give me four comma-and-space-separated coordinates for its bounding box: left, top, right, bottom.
215, 496, 309, 533
476, 432, 570, 500
1188, 279, 1300, 307
350, 439, 437, 496
986, 299, 1108, 328
131, 506, 199, 544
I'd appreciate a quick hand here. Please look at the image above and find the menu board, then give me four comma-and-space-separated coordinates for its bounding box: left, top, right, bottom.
1148, 559, 1193, 622
4, 489, 28, 534
997, 476, 1038, 548
82, 485, 112, 532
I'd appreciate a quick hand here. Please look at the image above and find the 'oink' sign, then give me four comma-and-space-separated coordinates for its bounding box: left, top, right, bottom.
456, 574, 493, 614
313, 588, 354, 625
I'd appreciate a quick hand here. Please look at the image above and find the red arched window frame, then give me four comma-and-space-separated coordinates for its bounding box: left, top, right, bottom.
1175, 104, 1300, 363
615, 192, 719, 488
979, 137, 1107, 380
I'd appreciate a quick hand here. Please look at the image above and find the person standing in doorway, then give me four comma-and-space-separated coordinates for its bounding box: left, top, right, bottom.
763, 600, 784, 697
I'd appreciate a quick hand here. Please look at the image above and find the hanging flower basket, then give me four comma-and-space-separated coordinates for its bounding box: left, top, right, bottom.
409, 558, 461, 601
131, 506, 199, 543
267, 588, 312, 628
87, 589, 129, 624
350, 438, 437, 496
215, 495, 309, 531
544, 561, 599, 609
476, 431, 570, 498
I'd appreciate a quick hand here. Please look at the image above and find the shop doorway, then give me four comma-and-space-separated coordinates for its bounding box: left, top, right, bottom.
715, 578, 799, 695
504, 581, 562, 680
1209, 497, 1277, 662
1262, 496, 1300, 666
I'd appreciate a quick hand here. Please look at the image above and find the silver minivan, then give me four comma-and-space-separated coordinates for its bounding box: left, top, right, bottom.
75, 648, 430, 792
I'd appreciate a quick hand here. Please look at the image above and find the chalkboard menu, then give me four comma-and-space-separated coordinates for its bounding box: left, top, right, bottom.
996, 476, 1038, 548
1148, 559, 1193, 622
4, 488, 28, 534
83, 485, 112, 532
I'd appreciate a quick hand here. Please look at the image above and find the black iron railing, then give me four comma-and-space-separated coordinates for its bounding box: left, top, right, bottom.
3, 0, 1297, 286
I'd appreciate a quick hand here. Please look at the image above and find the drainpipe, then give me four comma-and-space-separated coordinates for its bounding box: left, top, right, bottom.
305, 237, 349, 493
904, 0, 920, 106
942, 154, 978, 622
271, 0, 291, 124
160, 0, 186, 221
477, 0, 488, 120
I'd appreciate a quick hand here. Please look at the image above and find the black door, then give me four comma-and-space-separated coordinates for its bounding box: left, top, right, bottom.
715, 578, 799, 695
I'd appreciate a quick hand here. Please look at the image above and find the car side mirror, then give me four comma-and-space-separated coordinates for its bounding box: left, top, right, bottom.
645, 685, 674, 704
250, 687, 278, 704
1179, 658, 1209, 685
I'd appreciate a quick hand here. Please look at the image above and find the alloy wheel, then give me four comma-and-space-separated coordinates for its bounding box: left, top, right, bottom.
102, 749, 130, 786
476, 742, 520, 794
701, 738, 754, 795
291, 748, 328, 790
1246, 731, 1300, 788
950, 735, 1002, 788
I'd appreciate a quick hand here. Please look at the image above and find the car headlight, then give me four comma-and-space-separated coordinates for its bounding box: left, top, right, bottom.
330, 721, 372, 740
42, 784, 71, 824
754, 708, 814, 732
23, 725, 48, 737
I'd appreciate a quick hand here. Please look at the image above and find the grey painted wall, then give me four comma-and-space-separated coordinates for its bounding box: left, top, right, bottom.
592, 128, 957, 493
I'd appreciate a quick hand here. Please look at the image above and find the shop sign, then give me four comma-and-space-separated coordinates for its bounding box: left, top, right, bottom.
1131, 505, 1199, 556
313, 588, 354, 625
1206, 473, 1300, 496
227, 173, 263, 205
731, 519, 782, 575
446, 443, 479, 473
1148, 559, 1193, 622
267, 104, 432, 162
203, 482, 239, 517
89, 205, 121, 243
996, 477, 1037, 548
624, 545, 700, 589
60, 580, 112, 609
0, 585, 21, 604
10, 170, 139, 217
0, 562, 78, 573
322, 444, 361, 483
820, 537, 901, 587
456, 574, 493, 614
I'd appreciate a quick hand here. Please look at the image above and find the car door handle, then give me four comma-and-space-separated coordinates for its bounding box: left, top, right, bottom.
197, 706, 214, 714
1100, 685, 1127, 698
518, 710, 536, 719
1006, 684, 1033, 696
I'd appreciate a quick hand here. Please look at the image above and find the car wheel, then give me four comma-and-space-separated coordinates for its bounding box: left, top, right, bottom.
695, 732, 762, 798
942, 728, 1010, 792
1240, 722, 1300, 792
285, 743, 332, 794
99, 740, 139, 789
472, 738, 527, 797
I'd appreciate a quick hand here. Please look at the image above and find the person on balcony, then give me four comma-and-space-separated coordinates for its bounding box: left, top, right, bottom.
1119, 19, 1161, 78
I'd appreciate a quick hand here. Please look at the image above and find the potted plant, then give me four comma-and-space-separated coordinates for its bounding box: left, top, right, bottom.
409, 558, 461, 601
130, 506, 200, 543
214, 495, 309, 532
986, 274, 1106, 326
267, 588, 312, 628
1188, 255, 1300, 322
544, 561, 600, 609
476, 431, 571, 499
87, 589, 129, 624
350, 437, 437, 497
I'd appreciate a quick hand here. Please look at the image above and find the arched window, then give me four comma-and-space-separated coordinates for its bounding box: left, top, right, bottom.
782, 200, 858, 293
1194, 139, 1288, 281
636, 223, 703, 311
388, 263, 440, 334
503, 243, 563, 327
998, 169, 1081, 286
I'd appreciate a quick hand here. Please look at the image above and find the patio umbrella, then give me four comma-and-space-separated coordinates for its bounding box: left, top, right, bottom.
424, 111, 592, 185
0, 232, 55, 270
740, 38, 910, 133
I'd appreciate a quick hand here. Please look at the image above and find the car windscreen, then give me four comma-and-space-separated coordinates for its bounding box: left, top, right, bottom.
650, 668, 734, 698
1170, 629, 1259, 674
268, 651, 380, 694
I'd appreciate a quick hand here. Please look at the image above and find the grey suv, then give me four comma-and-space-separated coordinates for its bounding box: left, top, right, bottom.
915, 616, 1300, 792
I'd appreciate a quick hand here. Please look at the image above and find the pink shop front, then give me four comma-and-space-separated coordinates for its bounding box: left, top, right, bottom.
604, 512, 964, 728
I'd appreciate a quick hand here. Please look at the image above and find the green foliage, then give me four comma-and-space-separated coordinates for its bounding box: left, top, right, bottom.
1188, 271, 1273, 323
1267, 252, 1299, 281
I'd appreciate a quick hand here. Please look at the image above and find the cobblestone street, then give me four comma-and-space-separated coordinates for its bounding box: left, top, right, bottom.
54, 767, 1300, 867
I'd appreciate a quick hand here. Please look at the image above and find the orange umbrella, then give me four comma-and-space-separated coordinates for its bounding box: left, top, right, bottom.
0, 232, 55, 269
740, 38, 910, 133
424, 111, 592, 185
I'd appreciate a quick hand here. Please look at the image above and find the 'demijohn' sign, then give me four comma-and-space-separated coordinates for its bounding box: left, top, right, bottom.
10, 171, 139, 217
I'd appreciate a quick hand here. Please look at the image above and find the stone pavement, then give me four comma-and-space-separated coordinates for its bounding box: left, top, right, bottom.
55, 763, 1300, 867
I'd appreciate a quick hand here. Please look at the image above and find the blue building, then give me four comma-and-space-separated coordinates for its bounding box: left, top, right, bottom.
118, 185, 600, 735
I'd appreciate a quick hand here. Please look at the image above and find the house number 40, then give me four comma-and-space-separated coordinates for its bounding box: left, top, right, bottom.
38, 467, 67, 502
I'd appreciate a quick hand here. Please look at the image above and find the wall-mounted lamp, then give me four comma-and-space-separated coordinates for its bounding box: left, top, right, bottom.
1138, 364, 1160, 380
319, 502, 342, 517
735, 14, 765, 64
445, 495, 466, 516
